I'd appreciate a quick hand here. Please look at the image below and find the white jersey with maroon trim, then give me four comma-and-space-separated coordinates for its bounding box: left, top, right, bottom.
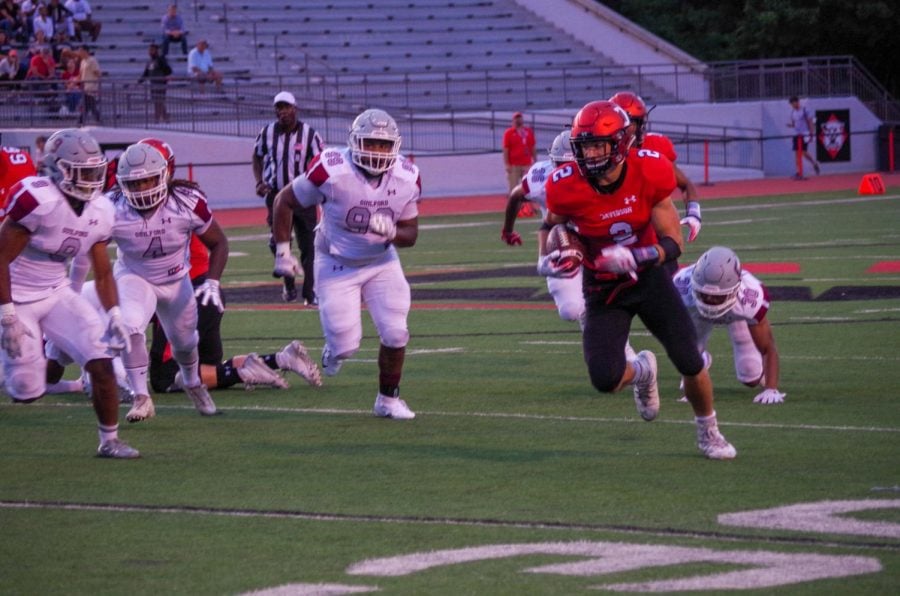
291, 146, 420, 267
519, 159, 554, 219
4, 175, 114, 303
673, 266, 770, 328
111, 185, 214, 284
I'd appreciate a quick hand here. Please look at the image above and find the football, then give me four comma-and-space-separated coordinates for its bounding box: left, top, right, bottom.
546, 224, 586, 273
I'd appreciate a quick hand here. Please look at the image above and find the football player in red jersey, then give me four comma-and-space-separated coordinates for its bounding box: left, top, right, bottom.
610, 92, 702, 243
0, 146, 38, 222
543, 100, 736, 460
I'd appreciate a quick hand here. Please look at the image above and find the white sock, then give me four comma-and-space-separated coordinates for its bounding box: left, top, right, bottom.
98, 423, 118, 444
126, 366, 149, 397
631, 356, 652, 386
695, 411, 718, 426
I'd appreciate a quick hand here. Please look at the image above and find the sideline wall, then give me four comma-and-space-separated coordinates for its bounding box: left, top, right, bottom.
0, 97, 881, 209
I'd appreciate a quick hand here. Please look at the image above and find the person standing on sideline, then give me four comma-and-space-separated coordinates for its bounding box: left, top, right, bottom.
138, 42, 172, 123
0, 128, 138, 458
543, 100, 736, 459
253, 90, 324, 304
76, 44, 101, 124
502, 111, 537, 217
272, 108, 420, 420
787, 95, 820, 179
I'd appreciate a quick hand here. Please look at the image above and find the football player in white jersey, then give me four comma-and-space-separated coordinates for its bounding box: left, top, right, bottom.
273, 108, 420, 420
110, 141, 229, 422
673, 246, 785, 404
501, 130, 587, 324
0, 128, 139, 459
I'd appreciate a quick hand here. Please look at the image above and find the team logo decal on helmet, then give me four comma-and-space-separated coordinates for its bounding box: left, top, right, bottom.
138, 137, 176, 180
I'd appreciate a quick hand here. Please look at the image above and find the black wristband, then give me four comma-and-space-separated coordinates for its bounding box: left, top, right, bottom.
658, 236, 681, 262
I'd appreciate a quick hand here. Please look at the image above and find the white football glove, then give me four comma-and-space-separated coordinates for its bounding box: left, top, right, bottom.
1, 311, 34, 359
753, 388, 786, 405
194, 278, 224, 313
595, 245, 637, 274
273, 251, 300, 278
105, 306, 132, 354
680, 215, 702, 243
536, 251, 578, 278
369, 213, 397, 241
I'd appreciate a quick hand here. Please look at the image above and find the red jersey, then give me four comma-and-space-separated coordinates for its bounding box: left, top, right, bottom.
545, 150, 676, 260
189, 233, 210, 280
502, 126, 536, 166
641, 132, 677, 162
0, 146, 38, 221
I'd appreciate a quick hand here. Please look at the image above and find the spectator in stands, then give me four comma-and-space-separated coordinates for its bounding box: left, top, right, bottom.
60, 55, 81, 115
138, 42, 172, 123
0, 1, 23, 42
787, 95, 820, 179
18, 0, 36, 41
187, 38, 222, 91
26, 45, 56, 99
46, 0, 74, 40
65, 0, 100, 42
31, 3, 54, 42
0, 30, 12, 54
502, 111, 537, 217
76, 44, 100, 124
160, 3, 188, 57
0, 48, 27, 86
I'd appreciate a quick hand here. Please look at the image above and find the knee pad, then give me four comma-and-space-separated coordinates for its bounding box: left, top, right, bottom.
379, 326, 409, 349
556, 301, 585, 324
736, 356, 763, 386
6, 368, 46, 402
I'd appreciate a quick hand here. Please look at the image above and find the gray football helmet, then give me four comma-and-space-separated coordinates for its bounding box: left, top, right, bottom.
690, 246, 742, 318
40, 129, 107, 201
117, 143, 169, 210
548, 130, 575, 166
348, 108, 401, 175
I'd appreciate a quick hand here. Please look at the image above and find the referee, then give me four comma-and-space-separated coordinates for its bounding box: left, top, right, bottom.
252, 91, 324, 304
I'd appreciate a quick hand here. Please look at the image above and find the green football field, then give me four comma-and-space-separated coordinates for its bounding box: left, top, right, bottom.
2, 188, 899, 594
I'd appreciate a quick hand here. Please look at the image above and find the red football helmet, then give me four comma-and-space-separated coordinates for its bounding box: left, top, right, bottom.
570, 100, 633, 178
609, 91, 648, 145
138, 137, 175, 180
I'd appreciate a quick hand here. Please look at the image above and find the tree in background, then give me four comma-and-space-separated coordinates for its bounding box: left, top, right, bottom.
600, 0, 899, 98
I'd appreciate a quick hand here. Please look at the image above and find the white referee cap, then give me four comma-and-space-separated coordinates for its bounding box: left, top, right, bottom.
273, 91, 297, 106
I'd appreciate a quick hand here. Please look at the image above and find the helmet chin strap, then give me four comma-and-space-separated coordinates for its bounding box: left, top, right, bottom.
588, 162, 627, 194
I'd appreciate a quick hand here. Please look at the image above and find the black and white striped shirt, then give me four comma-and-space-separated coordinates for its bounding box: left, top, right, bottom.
253, 120, 324, 191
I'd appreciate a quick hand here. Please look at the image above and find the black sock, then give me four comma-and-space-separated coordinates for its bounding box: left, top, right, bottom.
218, 360, 242, 389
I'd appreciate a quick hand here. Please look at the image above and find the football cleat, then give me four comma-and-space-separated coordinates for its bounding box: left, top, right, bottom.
373, 393, 416, 420
632, 350, 659, 421
696, 423, 737, 460
96, 438, 141, 459
125, 394, 155, 423
321, 346, 343, 377
184, 383, 218, 416
238, 352, 289, 390
276, 340, 323, 387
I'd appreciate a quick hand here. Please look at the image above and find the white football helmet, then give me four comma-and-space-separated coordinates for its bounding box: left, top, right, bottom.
348, 108, 401, 175
117, 143, 169, 210
691, 246, 742, 318
40, 129, 108, 201
548, 130, 574, 165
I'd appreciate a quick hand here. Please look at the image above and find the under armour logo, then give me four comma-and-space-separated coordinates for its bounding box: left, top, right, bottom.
161, 217, 172, 224
88, 219, 98, 225
623, 195, 637, 205
387, 189, 397, 196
